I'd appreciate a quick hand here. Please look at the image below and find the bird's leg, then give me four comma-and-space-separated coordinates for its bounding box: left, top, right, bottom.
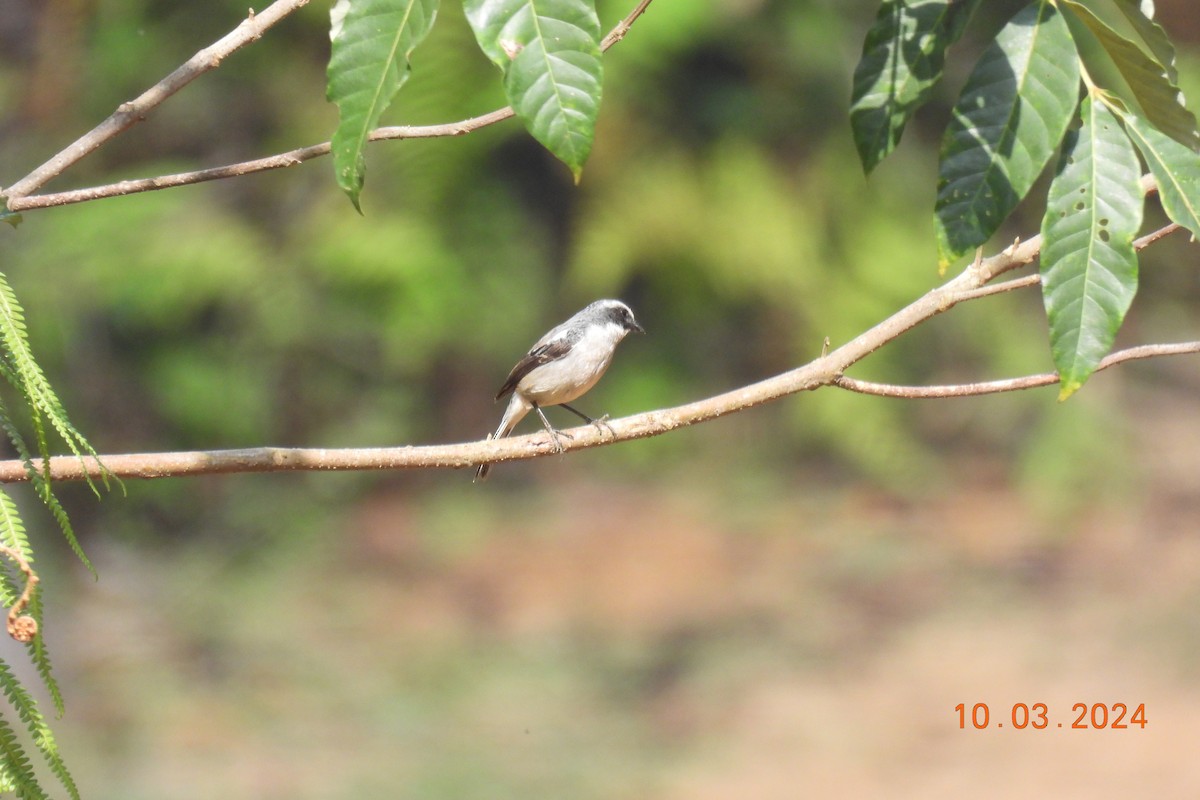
560, 403, 615, 436
533, 404, 571, 452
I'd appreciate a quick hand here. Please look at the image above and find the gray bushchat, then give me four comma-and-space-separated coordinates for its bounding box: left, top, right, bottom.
474, 299, 644, 481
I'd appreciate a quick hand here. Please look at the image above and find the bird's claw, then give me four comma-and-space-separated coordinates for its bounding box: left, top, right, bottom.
589, 414, 616, 437
548, 428, 572, 453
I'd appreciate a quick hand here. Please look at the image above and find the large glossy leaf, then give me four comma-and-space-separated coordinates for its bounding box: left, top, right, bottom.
1061, 1, 1197, 150
850, 0, 980, 174
463, 0, 602, 181
1122, 111, 1200, 239
327, 0, 440, 211
934, 1, 1081, 270
1041, 97, 1142, 400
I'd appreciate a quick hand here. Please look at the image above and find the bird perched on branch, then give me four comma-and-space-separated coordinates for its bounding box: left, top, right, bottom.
474, 299, 644, 482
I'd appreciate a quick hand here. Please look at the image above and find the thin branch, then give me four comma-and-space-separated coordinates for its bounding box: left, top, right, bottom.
3, 0, 312, 202
951, 273, 1041, 303
602, 0, 655, 49
0, 222, 1190, 484
5, 0, 657, 213
832, 341, 1200, 399
1135, 221, 1182, 249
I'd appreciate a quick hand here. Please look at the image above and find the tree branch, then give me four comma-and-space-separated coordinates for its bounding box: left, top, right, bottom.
0, 221, 1187, 484
4, 0, 657, 213
2, 0, 312, 202
602, 0, 655, 49
832, 341, 1200, 399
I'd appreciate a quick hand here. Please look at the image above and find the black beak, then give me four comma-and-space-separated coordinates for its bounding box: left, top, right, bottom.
631, 320, 645, 334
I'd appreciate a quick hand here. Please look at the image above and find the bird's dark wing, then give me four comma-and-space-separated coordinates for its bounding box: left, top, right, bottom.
494, 339, 573, 400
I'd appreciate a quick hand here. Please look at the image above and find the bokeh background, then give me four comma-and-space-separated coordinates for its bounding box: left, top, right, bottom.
2, 0, 1200, 797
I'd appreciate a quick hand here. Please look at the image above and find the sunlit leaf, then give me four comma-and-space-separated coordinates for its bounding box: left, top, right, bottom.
464, 0, 602, 181
850, 0, 980, 174
1041, 97, 1142, 399
1122, 111, 1200, 239
934, 1, 1081, 269
327, 0, 440, 211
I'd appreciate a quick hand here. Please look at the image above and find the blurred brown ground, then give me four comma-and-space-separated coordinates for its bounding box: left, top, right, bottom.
34, 387, 1200, 799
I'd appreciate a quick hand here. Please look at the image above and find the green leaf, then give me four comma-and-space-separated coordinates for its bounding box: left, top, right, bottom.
327, 0, 440, 211
850, 0, 980, 174
1041, 96, 1142, 399
463, 0, 602, 181
0, 210, 20, 230
1060, 1, 1198, 150
1122, 111, 1200, 239
1110, 0, 1179, 83
934, 1, 1081, 269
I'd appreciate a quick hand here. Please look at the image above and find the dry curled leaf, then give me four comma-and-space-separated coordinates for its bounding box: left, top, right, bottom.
8, 614, 37, 643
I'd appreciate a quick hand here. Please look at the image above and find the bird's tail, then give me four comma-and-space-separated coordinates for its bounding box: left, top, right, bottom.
474, 394, 530, 482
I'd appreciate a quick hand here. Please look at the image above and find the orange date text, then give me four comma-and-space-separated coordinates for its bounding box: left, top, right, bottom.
954, 702, 1147, 730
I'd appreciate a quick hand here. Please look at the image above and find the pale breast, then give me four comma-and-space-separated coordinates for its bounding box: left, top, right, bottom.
516, 323, 623, 406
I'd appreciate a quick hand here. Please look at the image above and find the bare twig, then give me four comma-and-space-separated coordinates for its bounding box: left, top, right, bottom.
602, 0, 655, 49
1135, 221, 1182, 249
3, 0, 312, 202
0, 222, 1189, 484
951, 273, 1041, 303
832, 341, 1200, 399
5, 0, 657, 213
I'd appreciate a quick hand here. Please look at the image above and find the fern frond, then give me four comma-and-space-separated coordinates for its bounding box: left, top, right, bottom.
0, 395, 94, 576
0, 273, 109, 496
0, 709, 48, 800
28, 480, 90, 577
0, 658, 79, 800
0, 486, 30, 560
0, 491, 28, 623
23, 591, 63, 718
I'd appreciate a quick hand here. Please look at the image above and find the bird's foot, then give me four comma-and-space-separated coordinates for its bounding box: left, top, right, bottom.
589, 414, 616, 437
547, 427, 573, 453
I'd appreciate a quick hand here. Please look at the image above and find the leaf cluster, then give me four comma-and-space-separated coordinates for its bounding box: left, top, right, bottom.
328, 0, 604, 209
851, 0, 1200, 397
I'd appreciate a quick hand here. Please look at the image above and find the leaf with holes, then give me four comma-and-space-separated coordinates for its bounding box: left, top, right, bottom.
934, 2, 1081, 270
1041, 97, 1143, 400
327, 0, 440, 211
1122, 111, 1200, 239
1060, 0, 1197, 150
464, 0, 602, 181
850, 0, 980, 174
